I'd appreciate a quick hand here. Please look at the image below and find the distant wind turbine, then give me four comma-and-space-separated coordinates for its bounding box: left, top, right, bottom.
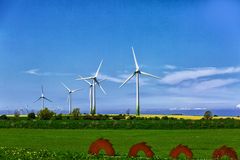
120, 47, 160, 116
76, 60, 106, 115
61, 82, 81, 114
34, 86, 52, 109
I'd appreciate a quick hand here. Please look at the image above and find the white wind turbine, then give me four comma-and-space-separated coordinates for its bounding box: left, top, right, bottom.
76, 60, 106, 115
61, 82, 81, 114
34, 86, 52, 109
79, 78, 105, 114
120, 47, 160, 116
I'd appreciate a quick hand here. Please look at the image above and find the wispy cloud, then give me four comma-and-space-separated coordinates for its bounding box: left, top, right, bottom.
236, 104, 240, 109
169, 107, 207, 111
192, 78, 239, 91
24, 69, 76, 76
164, 64, 177, 70
24, 69, 40, 75
98, 73, 123, 83
160, 67, 240, 85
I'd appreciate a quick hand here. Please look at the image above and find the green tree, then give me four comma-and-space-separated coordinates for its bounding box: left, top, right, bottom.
38, 108, 55, 120
203, 110, 213, 120
71, 108, 81, 120
27, 112, 36, 120
14, 110, 20, 119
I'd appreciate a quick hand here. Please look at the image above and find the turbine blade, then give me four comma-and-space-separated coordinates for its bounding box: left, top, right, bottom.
44, 97, 52, 102
76, 76, 93, 80
33, 97, 41, 103
95, 60, 103, 77
99, 79, 106, 83
119, 73, 135, 88
41, 85, 44, 95
75, 76, 82, 81
72, 88, 81, 93
131, 47, 139, 70
83, 79, 92, 85
141, 71, 160, 79
96, 80, 106, 95
61, 82, 71, 92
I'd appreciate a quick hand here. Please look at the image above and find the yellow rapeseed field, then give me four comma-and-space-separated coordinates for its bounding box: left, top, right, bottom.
139, 114, 240, 120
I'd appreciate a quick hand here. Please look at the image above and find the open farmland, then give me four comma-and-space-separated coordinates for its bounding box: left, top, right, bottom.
0, 129, 239, 159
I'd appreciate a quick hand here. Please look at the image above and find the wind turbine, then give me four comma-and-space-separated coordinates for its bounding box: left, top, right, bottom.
79, 78, 105, 114
34, 86, 52, 109
61, 82, 81, 114
120, 47, 160, 116
76, 60, 106, 115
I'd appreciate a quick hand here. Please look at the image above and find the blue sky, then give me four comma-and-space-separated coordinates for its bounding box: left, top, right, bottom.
1, 0, 240, 114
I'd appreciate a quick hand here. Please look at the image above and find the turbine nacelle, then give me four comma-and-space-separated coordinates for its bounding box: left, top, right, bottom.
135, 70, 141, 74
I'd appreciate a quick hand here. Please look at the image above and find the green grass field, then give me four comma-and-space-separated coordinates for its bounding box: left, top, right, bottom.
0, 129, 239, 159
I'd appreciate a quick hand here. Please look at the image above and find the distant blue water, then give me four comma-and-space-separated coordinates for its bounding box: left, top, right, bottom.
142, 109, 240, 117
1, 108, 240, 116
98, 108, 240, 117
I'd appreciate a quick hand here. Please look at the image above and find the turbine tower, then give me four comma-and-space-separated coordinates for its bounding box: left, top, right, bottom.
76, 60, 106, 115
80, 79, 93, 114
120, 47, 160, 116
61, 82, 81, 114
34, 86, 52, 109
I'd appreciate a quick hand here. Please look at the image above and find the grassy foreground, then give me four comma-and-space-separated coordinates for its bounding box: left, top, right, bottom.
0, 129, 239, 159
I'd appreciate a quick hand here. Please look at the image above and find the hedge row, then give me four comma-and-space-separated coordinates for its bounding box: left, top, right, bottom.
0, 118, 239, 129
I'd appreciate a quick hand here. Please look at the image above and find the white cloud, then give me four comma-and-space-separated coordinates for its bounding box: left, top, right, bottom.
24, 69, 40, 75
169, 107, 207, 111
193, 79, 239, 91
236, 104, 240, 109
164, 64, 177, 70
24, 69, 76, 76
98, 73, 124, 83
160, 67, 240, 85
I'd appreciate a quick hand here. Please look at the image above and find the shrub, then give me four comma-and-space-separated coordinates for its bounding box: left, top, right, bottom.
27, 112, 36, 120
14, 110, 20, 119
71, 108, 81, 120
154, 116, 160, 120
38, 108, 55, 120
112, 114, 126, 120
0, 115, 8, 120
127, 116, 137, 120
203, 110, 213, 120
126, 109, 130, 115
54, 114, 63, 120
82, 114, 109, 120
161, 116, 169, 120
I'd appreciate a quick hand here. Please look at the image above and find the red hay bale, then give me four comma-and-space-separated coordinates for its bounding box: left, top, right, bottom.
169, 144, 193, 159
128, 142, 154, 158
212, 145, 238, 160
88, 138, 115, 156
